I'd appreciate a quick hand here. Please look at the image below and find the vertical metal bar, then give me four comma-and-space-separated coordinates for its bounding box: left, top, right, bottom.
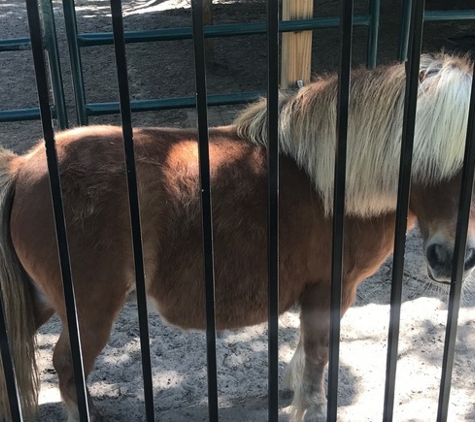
327, 0, 353, 420
398, 0, 413, 62
40, 0, 69, 129
108, 1, 155, 421
366, 0, 380, 68
383, 1, 425, 420
0, 296, 23, 421
25, 0, 90, 420
437, 63, 475, 422
190, 1, 218, 421
62, 0, 88, 125
266, 0, 279, 420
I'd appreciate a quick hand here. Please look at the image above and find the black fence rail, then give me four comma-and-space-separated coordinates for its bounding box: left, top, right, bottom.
0, 0, 475, 422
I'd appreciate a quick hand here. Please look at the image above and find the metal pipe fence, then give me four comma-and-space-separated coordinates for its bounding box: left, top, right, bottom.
0, 0, 68, 128
398, 1, 475, 62
1, 0, 382, 127
61, 0, 380, 126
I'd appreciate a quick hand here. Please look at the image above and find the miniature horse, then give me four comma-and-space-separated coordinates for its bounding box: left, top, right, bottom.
0, 53, 473, 421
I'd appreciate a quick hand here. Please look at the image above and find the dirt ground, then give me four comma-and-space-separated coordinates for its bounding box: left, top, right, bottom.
1, 0, 475, 421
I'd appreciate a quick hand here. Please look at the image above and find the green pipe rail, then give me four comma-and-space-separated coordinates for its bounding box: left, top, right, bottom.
64, 0, 381, 125
0, 38, 31, 51
398, 4, 475, 62
0, 0, 68, 128
77, 16, 372, 46
87, 91, 266, 116
2, 1, 475, 127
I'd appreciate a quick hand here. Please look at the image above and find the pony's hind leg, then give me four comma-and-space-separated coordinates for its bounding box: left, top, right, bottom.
290, 284, 330, 422
30, 279, 56, 329
53, 295, 127, 422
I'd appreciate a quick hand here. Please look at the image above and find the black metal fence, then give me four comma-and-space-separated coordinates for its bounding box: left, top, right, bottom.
0, 0, 475, 421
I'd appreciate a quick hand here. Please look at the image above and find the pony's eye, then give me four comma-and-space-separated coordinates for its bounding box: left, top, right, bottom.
425, 67, 441, 77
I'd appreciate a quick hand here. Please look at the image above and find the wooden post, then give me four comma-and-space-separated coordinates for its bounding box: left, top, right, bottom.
281, 0, 314, 88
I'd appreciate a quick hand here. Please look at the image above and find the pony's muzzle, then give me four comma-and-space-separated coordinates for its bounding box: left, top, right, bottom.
425, 242, 475, 283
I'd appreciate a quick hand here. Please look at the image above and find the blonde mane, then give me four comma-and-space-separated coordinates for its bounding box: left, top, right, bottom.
234, 53, 473, 217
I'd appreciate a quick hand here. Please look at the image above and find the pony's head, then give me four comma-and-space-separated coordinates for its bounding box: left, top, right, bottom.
409, 54, 475, 283
411, 174, 475, 284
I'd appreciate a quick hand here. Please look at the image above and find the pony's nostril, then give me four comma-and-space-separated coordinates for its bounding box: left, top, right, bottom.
426, 243, 449, 268
464, 247, 475, 271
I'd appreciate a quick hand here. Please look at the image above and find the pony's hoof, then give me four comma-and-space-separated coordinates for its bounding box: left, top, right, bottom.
303, 403, 327, 422
290, 403, 327, 422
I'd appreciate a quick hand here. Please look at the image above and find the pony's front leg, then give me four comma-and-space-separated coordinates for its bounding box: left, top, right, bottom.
287, 283, 330, 422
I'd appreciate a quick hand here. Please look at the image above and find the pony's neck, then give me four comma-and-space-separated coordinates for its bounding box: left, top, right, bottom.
234, 54, 472, 217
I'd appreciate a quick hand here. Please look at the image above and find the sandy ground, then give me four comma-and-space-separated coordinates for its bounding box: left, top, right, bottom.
1, 0, 475, 421
33, 230, 475, 422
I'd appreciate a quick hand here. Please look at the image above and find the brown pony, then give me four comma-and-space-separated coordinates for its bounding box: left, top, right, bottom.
0, 53, 474, 421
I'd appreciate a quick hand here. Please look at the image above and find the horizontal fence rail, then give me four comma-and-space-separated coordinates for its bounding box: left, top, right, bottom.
0, 38, 31, 51
75, 16, 373, 46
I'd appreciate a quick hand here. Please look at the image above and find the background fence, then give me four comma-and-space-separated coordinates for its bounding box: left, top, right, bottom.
2, 1, 475, 129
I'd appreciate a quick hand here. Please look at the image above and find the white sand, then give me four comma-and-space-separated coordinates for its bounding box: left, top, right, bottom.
35, 231, 475, 421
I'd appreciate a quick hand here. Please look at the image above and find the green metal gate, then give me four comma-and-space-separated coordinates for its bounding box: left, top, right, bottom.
1, 1, 475, 129
0, 0, 68, 127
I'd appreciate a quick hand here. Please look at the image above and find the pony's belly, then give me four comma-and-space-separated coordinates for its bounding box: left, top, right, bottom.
153, 303, 270, 331
147, 276, 279, 331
